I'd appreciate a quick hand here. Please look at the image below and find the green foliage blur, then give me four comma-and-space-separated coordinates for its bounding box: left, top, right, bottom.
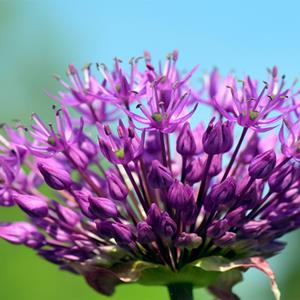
1, 2, 300, 300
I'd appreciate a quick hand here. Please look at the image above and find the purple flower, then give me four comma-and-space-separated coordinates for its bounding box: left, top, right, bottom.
2, 51, 300, 300
212, 75, 289, 132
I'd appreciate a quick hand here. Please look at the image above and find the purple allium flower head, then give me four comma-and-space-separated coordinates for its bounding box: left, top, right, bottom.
2, 51, 300, 299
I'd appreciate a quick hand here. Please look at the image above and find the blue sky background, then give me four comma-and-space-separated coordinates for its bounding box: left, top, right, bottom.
1, 1, 300, 299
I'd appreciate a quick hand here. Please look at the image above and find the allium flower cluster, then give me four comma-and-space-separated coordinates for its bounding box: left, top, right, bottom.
1, 51, 300, 299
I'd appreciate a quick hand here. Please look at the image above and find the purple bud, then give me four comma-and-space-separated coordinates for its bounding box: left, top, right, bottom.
146, 203, 162, 230
176, 123, 196, 156
202, 119, 233, 155
111, 222, 133, 245
137, 221, 156, 244
208, 154, 222, 177
207, 219, 229, 239
248, 150, 276, 179
159, 212, 177, 238
0, 222, 28, 244
185, 158, 203, 184
79, 134, 98, 159
68, 146, 89, 169
205, 177, 236, 212
106, 171, 128, 201
174, 232, 202, 249
38, 162, 72, 190
0, 222, 44, 248
240, 220, 270, 238
147, 160, 174, 188
167, 180, 194, 209
181, 203, 198, 225
226, 206, 246, 227
13, 194, 48, 218
53, 202, 80, 226
89, 196, 118, 219
268, 164, 294, 193
73, 190, 93, 218
239, 181, 262, 209
214, 231, 236, 247
96, 220, 114, 237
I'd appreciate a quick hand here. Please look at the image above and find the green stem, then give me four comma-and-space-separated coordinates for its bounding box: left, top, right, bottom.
167, 283, 194, 300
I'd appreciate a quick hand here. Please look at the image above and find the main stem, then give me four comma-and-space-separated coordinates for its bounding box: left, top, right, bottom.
167, 284, 194, 300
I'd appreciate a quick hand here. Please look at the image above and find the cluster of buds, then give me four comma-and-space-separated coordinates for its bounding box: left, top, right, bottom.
1, 51, 300, 299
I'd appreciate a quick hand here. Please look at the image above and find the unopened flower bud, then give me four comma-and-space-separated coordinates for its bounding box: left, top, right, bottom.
137, 221, 156, 244
248, 150, 276, 179
146, 203, 162, 230
214, 231, 236, 247
205, 177, 236, 211
176, 123, 196, 156
203, 119, 233, 154
167, 180, 194, 209
241, 220, 270, 238
38, 161, 72, 190
268, 164, 294, 193
208, 154, 222, 177
226, 206, 246, 227
181, 204, 198, 226
0, 222, 28, 244
185, 158, 203, 184
80, 134, 98, 159
13, 194, 48, 218
147, 160, 174, 188
89, 197, 118, 219
207, 219, 229, 239
159, 212, 177, 238
53, 202, 80, 226
111, 222, 133, 245
73, 190, 93, 218
107, 171, 128, 201
174, 232, 202, 250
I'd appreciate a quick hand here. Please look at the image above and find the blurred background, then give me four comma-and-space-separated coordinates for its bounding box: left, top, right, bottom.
1, 1, 300, 299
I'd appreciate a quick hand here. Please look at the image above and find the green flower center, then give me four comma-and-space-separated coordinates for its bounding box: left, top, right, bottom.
47, 136, 56, 146
249, 110, 259, 120
151, 112, 163, 123
115, 148, 125, 158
